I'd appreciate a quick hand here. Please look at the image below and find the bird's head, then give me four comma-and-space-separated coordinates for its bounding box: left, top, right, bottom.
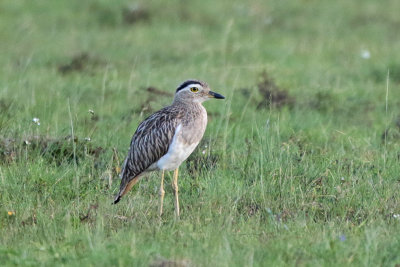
173, 79, 225, 104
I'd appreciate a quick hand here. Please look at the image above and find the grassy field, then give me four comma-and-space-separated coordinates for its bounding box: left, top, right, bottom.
1, 0, 400, 266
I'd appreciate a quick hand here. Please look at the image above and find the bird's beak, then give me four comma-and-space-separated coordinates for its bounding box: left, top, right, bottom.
208, 91, 225, 99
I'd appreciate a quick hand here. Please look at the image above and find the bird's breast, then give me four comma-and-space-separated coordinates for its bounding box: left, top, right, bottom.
156, 104, 207, 171
181, 108, 207, 145
156, 124, 200, 171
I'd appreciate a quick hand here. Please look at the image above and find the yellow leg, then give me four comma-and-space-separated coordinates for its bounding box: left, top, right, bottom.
159, 170, 165, 216
172, 168, 180, 218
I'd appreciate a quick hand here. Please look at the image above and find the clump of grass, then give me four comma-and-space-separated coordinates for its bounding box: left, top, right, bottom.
122, 4, 150, 25
0, 135, 105, 165
58, 53, 105, 75
308, 91, 339, 113
256, 71, 295, 109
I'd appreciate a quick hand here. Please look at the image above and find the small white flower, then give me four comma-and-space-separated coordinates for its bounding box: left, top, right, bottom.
84, 137, 91, 142
202, 150, 206, 155
361, 49, 370, 59
32, 117, 40, 125
393, 214, 400, 219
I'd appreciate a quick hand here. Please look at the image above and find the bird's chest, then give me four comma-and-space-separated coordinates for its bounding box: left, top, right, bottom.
156, 108, 207, 171
180, 107, 207, 145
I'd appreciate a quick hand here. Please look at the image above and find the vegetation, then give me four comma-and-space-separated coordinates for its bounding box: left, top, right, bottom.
1, 0, 400, 265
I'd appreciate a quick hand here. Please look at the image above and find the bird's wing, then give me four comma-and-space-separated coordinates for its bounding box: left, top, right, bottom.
114, 107, 182, 203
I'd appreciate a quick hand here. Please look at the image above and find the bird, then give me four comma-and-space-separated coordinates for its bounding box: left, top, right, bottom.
113, 79, 225, 217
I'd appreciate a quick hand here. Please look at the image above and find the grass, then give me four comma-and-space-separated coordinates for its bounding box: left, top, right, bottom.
1, 0, 400, 266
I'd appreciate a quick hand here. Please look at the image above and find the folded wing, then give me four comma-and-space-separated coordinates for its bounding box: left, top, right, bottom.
114, 107, 182, 203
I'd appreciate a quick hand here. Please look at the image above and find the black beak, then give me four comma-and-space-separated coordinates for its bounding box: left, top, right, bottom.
209, 91, 225, 99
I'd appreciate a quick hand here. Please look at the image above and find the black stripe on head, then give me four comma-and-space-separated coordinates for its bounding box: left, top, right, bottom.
176, 80, 202, 93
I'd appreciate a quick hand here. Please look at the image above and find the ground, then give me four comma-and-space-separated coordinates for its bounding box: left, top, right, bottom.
1, 0, 400, 266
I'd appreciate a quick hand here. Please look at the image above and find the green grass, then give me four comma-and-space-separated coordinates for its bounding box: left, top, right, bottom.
1, 0, 400, 266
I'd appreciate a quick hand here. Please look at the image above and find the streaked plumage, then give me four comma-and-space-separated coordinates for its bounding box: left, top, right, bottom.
113, 79, 225, 216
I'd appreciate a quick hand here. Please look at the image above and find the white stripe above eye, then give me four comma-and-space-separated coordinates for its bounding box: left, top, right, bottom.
183, 84, 201, 91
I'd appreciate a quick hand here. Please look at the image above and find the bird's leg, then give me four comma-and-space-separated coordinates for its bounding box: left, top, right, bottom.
172, 168, 180, 218
159, 170, 165, 216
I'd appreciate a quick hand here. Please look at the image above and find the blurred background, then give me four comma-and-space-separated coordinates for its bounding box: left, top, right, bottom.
1, 0, 400, 139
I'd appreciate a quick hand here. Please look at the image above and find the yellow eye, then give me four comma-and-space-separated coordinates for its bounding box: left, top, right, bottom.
190, 87, 199, 92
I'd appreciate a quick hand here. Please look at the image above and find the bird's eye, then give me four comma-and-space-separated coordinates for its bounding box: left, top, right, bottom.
190, 87, 199, 93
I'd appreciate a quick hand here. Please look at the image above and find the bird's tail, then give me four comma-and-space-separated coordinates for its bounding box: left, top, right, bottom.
113, 195, 121, 204
112, 175, 141, 205
113, 157, 129, 205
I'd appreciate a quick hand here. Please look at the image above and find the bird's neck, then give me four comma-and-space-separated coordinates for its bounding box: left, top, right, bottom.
172, 98, 204, 108
171, 99, 207, 121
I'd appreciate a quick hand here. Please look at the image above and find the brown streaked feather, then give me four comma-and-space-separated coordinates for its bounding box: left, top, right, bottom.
113, 106, 183, 203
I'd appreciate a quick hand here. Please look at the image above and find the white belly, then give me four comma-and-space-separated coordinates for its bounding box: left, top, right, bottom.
156, 124, 199, 171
